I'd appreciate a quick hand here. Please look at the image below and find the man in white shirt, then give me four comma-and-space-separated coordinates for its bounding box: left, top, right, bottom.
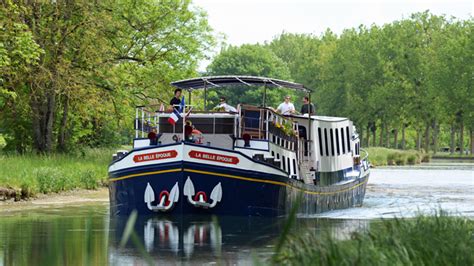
276, 95, 295, 115
215, 96, 237, 112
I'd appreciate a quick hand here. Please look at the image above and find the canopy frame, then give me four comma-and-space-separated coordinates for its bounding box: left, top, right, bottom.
171, 75, 311, 111
171, 75, 311, 93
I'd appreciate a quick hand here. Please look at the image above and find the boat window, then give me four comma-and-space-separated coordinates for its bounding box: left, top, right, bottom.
341, 128, 345, 154
318, 127, 323, 156
324, 128, 329, 156
346, 126, 351, 152
282, 155, 286, 171
292, 159, 296, 175
287, 157, 291, 174
330, 129, 335, 156
335, 129, 340, 155
158, 116, 234, 134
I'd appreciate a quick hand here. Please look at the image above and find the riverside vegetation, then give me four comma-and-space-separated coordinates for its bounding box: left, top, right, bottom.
366, 147, 430, 167
0, 2, 471, 196
0, 148, 113, 200
270, 212, 474, 265
1, 2, 471, 157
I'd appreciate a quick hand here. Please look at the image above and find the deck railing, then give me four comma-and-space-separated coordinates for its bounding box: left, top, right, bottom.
134, 105, 306, 155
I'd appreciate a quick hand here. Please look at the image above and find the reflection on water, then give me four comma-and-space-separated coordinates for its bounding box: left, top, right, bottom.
316, 159, 474, 219
0, 205, 369, 265
0, 204, 110, 266
111, 215, 369, 264
1, 160, 471, 264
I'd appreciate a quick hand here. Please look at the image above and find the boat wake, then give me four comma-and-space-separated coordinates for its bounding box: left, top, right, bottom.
309, 163, 474, 219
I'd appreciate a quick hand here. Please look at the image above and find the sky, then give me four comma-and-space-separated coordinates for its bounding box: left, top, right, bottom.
193, 0, 472, 70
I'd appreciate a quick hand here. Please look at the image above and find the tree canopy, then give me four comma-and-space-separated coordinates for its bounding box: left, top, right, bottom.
0, 0, 214, 153
208, 11, 472, 153
206, 44, 301, 109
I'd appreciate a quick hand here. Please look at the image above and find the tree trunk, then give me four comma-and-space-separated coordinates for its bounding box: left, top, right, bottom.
470, 129, 473, 156
371, 122, 377, 147
57, 95, 69, 152
11, 101, 24, 154
393, 128, 398, 149
450, 123, 456, 154
424, 123, 430, 153
385, 126, 390, 148
432, 121, 439, 154
416, 130, 422, 151
401, 125, 406, 150
459, 120, 464, 155
379, 123, 384, 147
44, 88, 55, 152
31, 84, 56, 154
366, 123, 371, 148
31, 89, 45, 153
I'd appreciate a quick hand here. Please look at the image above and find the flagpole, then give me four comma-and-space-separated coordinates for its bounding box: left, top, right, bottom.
182, 96, 185, 141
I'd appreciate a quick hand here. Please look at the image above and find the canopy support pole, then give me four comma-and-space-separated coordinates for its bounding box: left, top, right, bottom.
263, 81, 267, 107
308, 92, 312, 160
204, 83, 207, 111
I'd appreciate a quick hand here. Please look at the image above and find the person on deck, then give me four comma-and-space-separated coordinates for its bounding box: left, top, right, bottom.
276, 95, 295, 115
170, 89, 182, 110
148, 128, 158, 145
184, 120, 203, 143
214, 96, 237, 112
300, 96, 315, 115
184, 121, 193, 142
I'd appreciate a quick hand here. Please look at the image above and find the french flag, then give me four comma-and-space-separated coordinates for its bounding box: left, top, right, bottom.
168, 109, 180, 126
168, 96, 185, 125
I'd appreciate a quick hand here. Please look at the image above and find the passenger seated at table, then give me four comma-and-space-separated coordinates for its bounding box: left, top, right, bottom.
213, 96, 237, 112
184, 121, 204, 144
148, 128, 158, 145
184, 121, 193, 142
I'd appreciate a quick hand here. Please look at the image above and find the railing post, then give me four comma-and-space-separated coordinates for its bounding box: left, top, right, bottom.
265, 110, 269, 141
238, 105, 242, 138
135, 107, 139, 138
204, 83, 207, 111
155, 111, 158, 133
141, 107, 145, 138
213, 115, 215, 134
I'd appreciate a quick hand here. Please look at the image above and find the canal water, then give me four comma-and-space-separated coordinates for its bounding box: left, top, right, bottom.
1, 160, 473, 265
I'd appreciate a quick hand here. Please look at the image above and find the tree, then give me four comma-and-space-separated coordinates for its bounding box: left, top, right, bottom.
206, 44, 295, 108
0, 0, 215, 153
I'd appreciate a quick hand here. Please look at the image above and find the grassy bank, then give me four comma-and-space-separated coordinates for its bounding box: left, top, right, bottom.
0, 148, 115, 200
366, 147, 430, 167
272, 213, 474, 265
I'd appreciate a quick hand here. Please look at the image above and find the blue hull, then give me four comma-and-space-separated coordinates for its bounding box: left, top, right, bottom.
109, 160, 369, 217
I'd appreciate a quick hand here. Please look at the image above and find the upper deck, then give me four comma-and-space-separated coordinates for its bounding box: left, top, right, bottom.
134, 104, 302, 153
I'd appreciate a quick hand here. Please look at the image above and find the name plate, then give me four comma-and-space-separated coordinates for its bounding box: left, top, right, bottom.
189, 150, 239, 165
133, 150, 178, 163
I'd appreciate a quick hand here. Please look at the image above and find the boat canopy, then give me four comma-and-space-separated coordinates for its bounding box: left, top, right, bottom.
171, 76, 311, 93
